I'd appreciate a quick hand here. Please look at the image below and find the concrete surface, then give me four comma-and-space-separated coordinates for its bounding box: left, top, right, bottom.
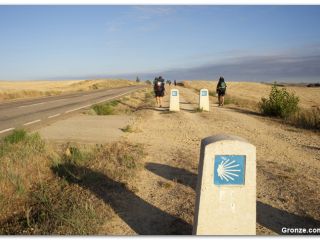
169, 89, 180, 111
38, 114, 131, 143
193, 134, 256, 235
199, 89, 210, 111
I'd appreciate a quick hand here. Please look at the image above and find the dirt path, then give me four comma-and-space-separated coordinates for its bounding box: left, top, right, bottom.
102, 86, 320, 235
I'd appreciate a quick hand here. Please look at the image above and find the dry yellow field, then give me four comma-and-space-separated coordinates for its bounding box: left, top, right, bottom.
183, 80, 320, 110
0, 79, 139, 102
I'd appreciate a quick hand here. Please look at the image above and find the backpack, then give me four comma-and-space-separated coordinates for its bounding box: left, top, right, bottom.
154, 80, 164, 91
219, 81, 226, 90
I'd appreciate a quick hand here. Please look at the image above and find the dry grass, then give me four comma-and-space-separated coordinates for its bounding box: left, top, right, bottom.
89, 88, 155, 116
0, 129, 146, 234
183, 80, 320, 110
289, 108, 320, 130
0, 130, 56, 224
184, 80, 320, 130
0, 79, 140, 102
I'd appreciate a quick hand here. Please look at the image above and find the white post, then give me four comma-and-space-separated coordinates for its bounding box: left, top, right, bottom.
199, 89, 210, 111
169, 89, 180, 111
193, 134, 256, 235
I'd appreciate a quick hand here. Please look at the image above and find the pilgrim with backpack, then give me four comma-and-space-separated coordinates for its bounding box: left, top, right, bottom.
154, 76, 165, 107
216, 76, 227, 107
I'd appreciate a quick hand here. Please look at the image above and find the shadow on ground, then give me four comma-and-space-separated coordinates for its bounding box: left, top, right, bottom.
145, 162, 320, 235
180, 108, 197, 113
224, 106, 262, 117
145, 162, 197, 190
180, 101, 196, 104
257, 201, 320, 235
51, 163, 192, 235
301, 145, 320, 151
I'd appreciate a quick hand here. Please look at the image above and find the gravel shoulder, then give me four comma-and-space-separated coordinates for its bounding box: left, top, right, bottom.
118, 85, 320, 235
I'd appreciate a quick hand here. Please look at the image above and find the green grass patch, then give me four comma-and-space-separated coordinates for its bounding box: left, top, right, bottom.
91, 100, 119, 115
0, 131, 45, 162
92, 103, 114, 115
4, 129, 27, 144
109, 100, 119, 107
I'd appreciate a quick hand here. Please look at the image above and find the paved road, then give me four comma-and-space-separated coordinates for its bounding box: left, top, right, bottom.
0, 85, 145, 135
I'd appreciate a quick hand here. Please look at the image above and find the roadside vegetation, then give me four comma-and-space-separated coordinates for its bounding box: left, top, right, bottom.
259, 83, 319, 130
90, 88, 155, 116
259, 83, 300, 119
0, 129, 145, 234
92, 100, 119, 115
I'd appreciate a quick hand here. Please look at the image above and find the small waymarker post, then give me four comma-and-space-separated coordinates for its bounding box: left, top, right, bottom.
193, 134, 256, 235
169, 89, 180, 111
199, 89, 209, 111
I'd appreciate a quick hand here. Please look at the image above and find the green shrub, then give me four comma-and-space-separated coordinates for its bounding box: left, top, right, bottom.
92, 100, 119, 115
4, 129, 27, 144
92, 103, 114, 115
259, 83, 299, 119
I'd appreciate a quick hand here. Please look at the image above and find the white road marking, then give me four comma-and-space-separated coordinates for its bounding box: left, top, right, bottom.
63, 88, 142, 114
0, 127, 15, 134
18, 102, 45, 108
65, 104, 91, 114
17, 98, 70, 109
23, 119, 41, 126
48, 113, 61, 119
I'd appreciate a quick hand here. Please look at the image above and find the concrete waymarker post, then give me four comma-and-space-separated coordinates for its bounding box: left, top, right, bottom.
199, 89, 210, 111
193, 134, 256, 235
169, 89, 180, 111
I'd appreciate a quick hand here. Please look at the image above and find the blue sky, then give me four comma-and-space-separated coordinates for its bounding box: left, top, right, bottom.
0, 5, 320, 82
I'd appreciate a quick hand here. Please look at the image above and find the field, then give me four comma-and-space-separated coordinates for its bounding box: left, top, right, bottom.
0, 79, 139, 101
0, 80, 319, 235
183, 80, 320, 110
